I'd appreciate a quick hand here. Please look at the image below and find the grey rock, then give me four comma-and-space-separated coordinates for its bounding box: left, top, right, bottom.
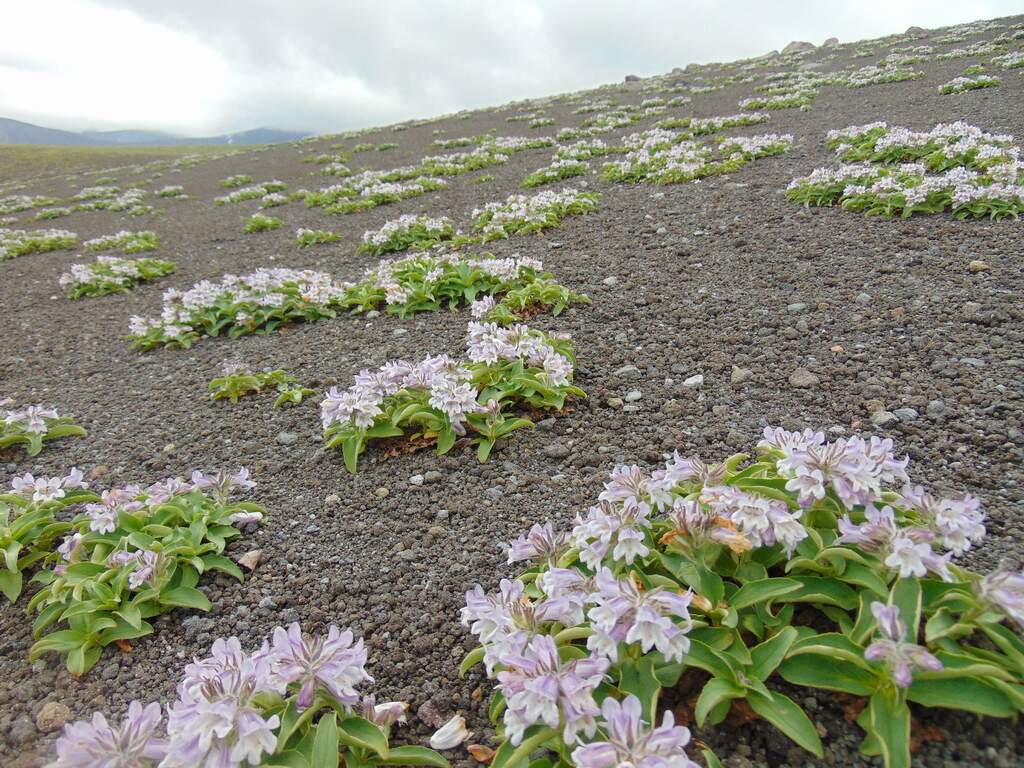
782, 40, 815, 54
683, 374, 704, 388
483, 486, 504, 501
855, 292, 872, 305
870, 410, 898, 428
275, 431, 298, 446
822, 36, 839, 47
893, 407, 919, 422
926, 399, 947, 419
409, 474, 425, 486
624, 389, 642, 402
423, 470, 443, 484
602, 276, 619, 286
624, 73, 640, 82
614, 364, 642, 379
789, 368, 820, 388
786, 302, 807, 313
731, 366, 753, 384
36, 701, 70, 733
542, 442, 571, 459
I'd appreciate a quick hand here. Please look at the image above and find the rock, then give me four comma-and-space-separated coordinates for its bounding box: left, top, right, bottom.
893, 407, 919, 423
365, 309, 380, 319
483, 486, 504, 501
602, 276, 619, 286
417, 700, 447, 729
969, 260, 991, 273
656, 226, 668, 235
855, 292, 872, 305
275, 431, 298, 446
926, 399, 947, 419
606, 397, 624, 408
375, 486, 390, 498
822, 36, 839, 47
89, 465, 108, 480
962, 301, 982, 319
730, 366, 753, 384
35, 702, 70, 733
542, 442, 571, 459
409, 474, 425, 486
789, 368, 820, 388
870, 410, 898, 428
324, 493, 340, 505
624, 73, 640, 83
683, 374, 704, 389
905, 25, 927, 36
238, 549, 263, 572
614, 364, 642, 379
786, 302, 807, 313
392, 328, 407, 337
782, 40, 815, 55
423, 470, 443, 484
624, 390, 642, 402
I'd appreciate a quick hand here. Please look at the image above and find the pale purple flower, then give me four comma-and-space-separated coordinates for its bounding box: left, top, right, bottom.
497, 634, 609, 746
507, 522, 569, 565
864, 602, 942, 688
360, 695, 408, 728
571, 497, 653, 569
977, 569, 1024, 630
587, 568, 693, 663
49, 701, 167, 768
700, 486, 807, 555
470, 295, 495, 318
665, 498, 752, 553
900, 485, 986, 555
571, 695, 699, 768
265, 623, 371, 710
57, 532, 84, 562
189, 468, 256, 503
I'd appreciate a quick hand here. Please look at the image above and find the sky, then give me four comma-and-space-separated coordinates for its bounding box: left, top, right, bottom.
1, 0, 1021, 137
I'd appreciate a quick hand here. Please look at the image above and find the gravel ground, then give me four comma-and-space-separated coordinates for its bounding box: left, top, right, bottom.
2, 15, 1024, 768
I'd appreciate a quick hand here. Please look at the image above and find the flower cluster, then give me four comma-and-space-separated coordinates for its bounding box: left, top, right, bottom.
939, 74, 1001, 94
0, 227, 77, 261
787, 121, 1024, 219
127, 268, 352, 350
358, 214, 455, 256
208, 362, 313, 407
49, 622, 446, 768
243, 212, 283, 232
1, 400, 86, 457
84, 230, 160, 253
218, 174, 254, 188
472, 187, 600, 241
462, 428, 1024, 768
28, 468, 266, 673
306, 171, 448, 213
321, 321, 582, 472
0, 194, 59, 215
295, 227, 340, 247
739, 90, 815, 110
155, 185, 186, 198
846, 64, 922, 87
215, 180, 287, 205
522, 158, 590, 188
992, 50, 1024, 68
59, 255, 176, 298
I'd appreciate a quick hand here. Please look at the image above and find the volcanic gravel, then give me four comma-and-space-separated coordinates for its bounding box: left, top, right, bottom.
2, 15, 1024, 768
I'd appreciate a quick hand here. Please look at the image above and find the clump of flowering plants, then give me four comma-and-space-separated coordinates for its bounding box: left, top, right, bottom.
244, 213, 283, 233
296, 228, 341, 247
84, 230, 160, 253
28, 468, 266, 674
209, 362, 313, 407
0, 227, 77, 261
220, 174, 254, 188
340, 251, 588, 320
321, 322, 583, 473
358, 214, 456, 257
938, 74, 1001, 94
460, 428, 1024, 768
522, 159, 590, 188
128, 268, 350, 351
472, 188, 600, 241
48, 623, 449, 768
60, 255, 176, 299
787, 121, 1024, 219
1, 399, 86, 457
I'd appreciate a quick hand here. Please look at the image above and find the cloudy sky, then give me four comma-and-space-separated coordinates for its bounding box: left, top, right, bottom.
1, 1, 1020, 136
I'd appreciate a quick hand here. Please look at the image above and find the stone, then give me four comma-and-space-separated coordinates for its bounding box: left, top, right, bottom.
423, 470, 443, 484
789, 368, 820, 388
35, 702, 70, 733
624, 390, 642, 402
655, 226, 668, 235
324, 493, 340, 505
624, 73, 640, 82
237, 549, 263, 572
926, 399, 947, 419
905, 25, 927, 36
483, 486, 504, 501
542, 442, 571, 459
683, 374, 704, 389
893, 407, 919, 423
275, 431, 298, 446
855, 292, 872, 305
782, 40, 815, 55
969, 260, 991, 273
730, 366, 753, 384
89, 465, 108, 480
392, 328, 407, 337
606, 397, 624, 408
786, 302, 807, 313
602, 276, 619, 286
375, 486, 390, 498
870, 410, 898, 428
409, 474, 425, 486
614, 364, 642, 379
822, 36, 839, 47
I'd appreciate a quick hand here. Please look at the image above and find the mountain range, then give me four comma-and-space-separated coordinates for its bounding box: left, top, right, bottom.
0, 117, 309, 146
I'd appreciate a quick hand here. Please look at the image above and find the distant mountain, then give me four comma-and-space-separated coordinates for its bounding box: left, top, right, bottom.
0, 117, 309, 146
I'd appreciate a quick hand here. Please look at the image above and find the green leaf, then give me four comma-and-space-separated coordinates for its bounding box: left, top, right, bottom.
491, 725, 556, 768
685, 639, 740, 683
376, 746, 450, 767
746, 689, 823, 757
908, 677, 1015, 717
702, 749, 724, 768
436, 426, 457, 455
778, 576, 859, 611
311, 712, 339, 768
342, 437, 361, 475
459, 646, 484, 677
338, 716, 389, 757
866, 690, 911, 768
159, 586, 211, 612
729, 578, 800, 610
695, 678, 744, 726
617, 656, 661, 723
749, 627, 798, 681
777, 654, 876, 696
0, 569, 23, 602
889, 578, 921, 642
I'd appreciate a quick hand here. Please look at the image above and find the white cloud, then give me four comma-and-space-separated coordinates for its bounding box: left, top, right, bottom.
0, 0, 1019, 136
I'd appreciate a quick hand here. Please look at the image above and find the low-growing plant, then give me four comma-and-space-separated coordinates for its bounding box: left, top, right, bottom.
472, 188, 600, 241
992, 50, 1024, 69
939, 75, 1001, 94
27, 468, 266, 673
341, 251, 589, 320
847, 64, 922, 87
261, 192, 289, 208
209, 362, 313, 407
220, 174, 254, 188
522, 158, 589, 188
377, 142, 399, 151
60, 255, 176, 298
84, 230, 160, 254
0, 227, 77, 261
787, 121, 1024, 219
155, 185, 186, 198
321, 322, 584, 472
128, 268, 350, 350
0, 194, 60, 216
352, 142, 374, 152
47, 622, 450, 767
739, 90, 816, 110
216, 181, 288, 205
34, 207, 71, 220
473, 174, 495, 184
1, 399, 86, 457
358, 214, 456, 256
245, 213, 283, 233
460, 428, 1024, 768
296, 227, 341, 247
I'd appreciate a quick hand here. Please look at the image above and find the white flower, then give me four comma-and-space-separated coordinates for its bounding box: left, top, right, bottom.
429, 715, 470, 750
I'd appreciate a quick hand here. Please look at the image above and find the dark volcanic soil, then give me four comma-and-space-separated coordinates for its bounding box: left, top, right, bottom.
2, 15, 1024, 768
